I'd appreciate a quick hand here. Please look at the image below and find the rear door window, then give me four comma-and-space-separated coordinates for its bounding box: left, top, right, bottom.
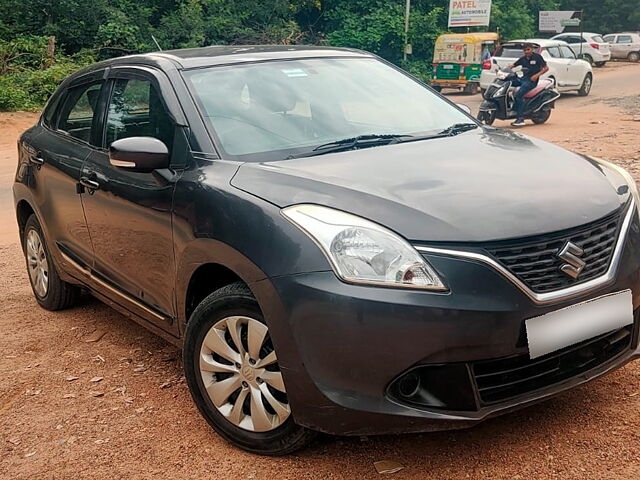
559, 46, 576, 59
546, 47, 561, 58
617, 35, 633, 43
56, 82, 103, 144
42, 92, 63, 129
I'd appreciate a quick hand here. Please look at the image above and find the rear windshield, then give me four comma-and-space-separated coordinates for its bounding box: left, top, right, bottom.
494, 47, 526, 58
592, 35, 605, 43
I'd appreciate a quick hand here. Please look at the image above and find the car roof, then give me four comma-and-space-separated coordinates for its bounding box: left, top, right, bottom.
504, 38, 568, 47
553, 32, 601, 37
110, 45, 371, 70
436, 32, 500, 43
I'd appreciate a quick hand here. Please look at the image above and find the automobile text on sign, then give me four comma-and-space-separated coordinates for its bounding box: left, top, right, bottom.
448, 0, 492, 28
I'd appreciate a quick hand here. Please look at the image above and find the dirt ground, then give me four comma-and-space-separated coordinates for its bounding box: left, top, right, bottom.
1, 62, 640, 480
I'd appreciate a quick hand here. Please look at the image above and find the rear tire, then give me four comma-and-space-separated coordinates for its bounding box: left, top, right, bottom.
432, 85, 442, 92
578, 73, 592, 96
628, 52, 640, 63
464, 83, 479, 95
23, 215, 80, 311
594, 61, 606, 68
183, 282, 316, 455
477, 110, 496, 125
581, 54, 594, 65
531, 109, 551, 124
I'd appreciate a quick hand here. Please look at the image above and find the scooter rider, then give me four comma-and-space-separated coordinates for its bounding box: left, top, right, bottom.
509, 44, 549, 126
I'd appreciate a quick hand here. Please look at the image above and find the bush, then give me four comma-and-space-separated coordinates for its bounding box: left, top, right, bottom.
0, 35, 94, 110
0, 75, 30, 110
401, 59, 434, 84
0, 59, 93, 111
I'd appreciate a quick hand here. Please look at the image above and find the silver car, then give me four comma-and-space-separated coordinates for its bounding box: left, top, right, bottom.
603, 33, 640, 62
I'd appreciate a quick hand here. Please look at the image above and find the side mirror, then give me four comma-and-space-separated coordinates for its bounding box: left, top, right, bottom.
109, 137, 170, 172
456, 103, 472, 115
492, 58, 498, 64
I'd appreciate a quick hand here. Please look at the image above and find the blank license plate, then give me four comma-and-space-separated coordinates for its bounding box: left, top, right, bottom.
442, 65, 454, 69
526, 290, 633, 359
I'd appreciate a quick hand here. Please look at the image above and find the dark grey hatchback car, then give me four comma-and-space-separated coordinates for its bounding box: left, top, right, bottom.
13, 46, 640, 454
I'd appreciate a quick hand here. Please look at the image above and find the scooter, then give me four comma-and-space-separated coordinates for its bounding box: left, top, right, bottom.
477, 66, 560, 126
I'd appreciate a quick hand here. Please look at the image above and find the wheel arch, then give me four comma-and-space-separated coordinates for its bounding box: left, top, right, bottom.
176, 238, 270, 334
16, 199, 36, 247
184, 262, 244, 323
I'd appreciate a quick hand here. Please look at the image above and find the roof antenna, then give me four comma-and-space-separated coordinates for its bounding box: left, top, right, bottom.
151, 34, 163, 51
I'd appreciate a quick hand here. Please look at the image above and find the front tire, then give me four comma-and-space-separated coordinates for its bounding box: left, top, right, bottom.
477, 110, 496, 125
183, 282, 315, 455
578, 73, 592, 96
23, 215, 79, 311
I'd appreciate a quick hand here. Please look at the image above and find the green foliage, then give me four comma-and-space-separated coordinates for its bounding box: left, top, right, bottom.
490, 0, 536, 40
401, 59, 434, 83
0, 36, 94, 110
325, 2, 406, 62
0, 0, 635, 110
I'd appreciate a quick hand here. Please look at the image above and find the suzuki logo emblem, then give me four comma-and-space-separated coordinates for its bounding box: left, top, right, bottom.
557, 241, 586, 279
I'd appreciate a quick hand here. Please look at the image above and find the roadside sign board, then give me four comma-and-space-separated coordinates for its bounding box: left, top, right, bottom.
448, 0, 492, 27
539, 11, 581, 33
560, 18, 581, 27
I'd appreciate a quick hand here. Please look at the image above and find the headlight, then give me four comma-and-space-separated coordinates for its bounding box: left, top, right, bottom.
493, 83, 508, 97
282, 204, 446, 290
589, 156, 640, 218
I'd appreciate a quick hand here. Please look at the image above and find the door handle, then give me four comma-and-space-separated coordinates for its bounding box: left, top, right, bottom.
30, 156, 44, 165
79, 176, 100, 190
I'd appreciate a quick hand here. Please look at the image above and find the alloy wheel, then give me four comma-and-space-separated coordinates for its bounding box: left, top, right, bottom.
26, 229, 49, 298
199, 316, 290, 432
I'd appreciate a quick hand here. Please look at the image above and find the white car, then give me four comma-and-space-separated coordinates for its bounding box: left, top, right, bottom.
480, 39, 593, 96
551, 32, 611, 67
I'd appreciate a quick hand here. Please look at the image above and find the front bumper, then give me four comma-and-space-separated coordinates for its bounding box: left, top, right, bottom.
252, 217, 640, 436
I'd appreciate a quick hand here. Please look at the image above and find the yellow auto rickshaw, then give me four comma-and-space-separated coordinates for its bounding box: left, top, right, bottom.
431, 32, 499, 94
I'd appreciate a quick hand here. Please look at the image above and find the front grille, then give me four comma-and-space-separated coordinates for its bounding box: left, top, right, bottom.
472, 326, 633, 405
486, 208, 624, 293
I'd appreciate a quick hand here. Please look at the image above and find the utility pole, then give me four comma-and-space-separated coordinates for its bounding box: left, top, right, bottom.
579, 10, 584, 58
403, 0, 411, 61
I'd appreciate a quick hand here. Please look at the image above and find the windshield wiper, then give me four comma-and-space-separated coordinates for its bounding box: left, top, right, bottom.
285, 126, 478, 159
436, 122, 479, 136
388, 123, 480, 146
311, 134, 414, 153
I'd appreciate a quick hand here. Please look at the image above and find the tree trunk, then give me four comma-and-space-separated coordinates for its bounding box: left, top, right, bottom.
45, 36, 55, 68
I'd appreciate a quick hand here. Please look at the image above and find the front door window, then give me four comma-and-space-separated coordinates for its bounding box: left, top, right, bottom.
105, 78, 173, 149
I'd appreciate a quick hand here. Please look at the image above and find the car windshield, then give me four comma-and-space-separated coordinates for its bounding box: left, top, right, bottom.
183, 57, 471, 161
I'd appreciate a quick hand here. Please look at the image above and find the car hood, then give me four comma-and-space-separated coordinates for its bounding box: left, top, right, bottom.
230, 128, 629, 242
